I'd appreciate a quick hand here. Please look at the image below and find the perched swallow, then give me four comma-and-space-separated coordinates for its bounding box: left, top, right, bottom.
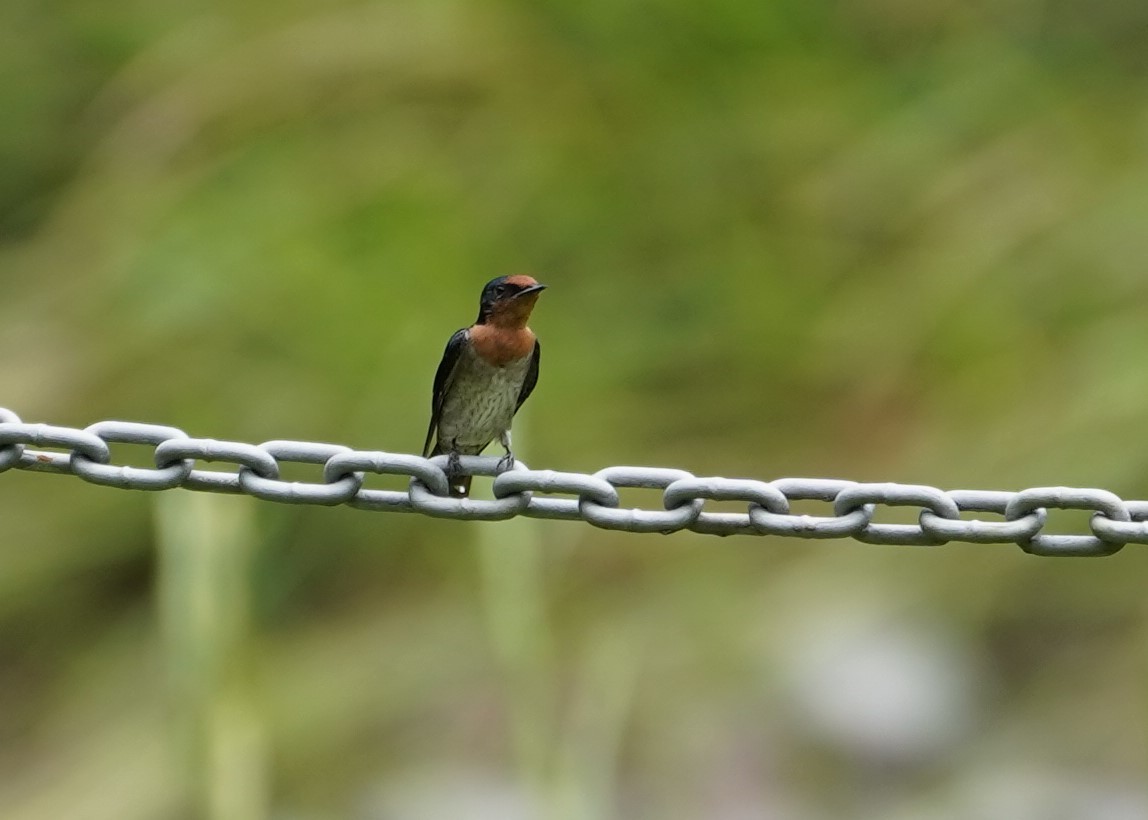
423, 275, 546, 496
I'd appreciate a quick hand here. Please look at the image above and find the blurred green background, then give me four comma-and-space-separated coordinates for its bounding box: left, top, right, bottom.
3, 0, 1148, 817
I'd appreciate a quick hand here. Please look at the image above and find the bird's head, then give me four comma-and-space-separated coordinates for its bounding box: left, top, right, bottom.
476, 275, 547, 327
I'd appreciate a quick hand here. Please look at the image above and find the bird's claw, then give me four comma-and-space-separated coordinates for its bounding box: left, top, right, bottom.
496, 452, 515, 472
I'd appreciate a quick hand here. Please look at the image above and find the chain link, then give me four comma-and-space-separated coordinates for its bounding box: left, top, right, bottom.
1, 408, 1145, 556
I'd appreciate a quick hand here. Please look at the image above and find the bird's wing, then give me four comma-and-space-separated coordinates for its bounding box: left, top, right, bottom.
514, 339, 541, 414
423, 328, 469, 457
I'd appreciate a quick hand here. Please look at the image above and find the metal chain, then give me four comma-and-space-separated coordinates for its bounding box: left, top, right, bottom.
0, 407, 1144, 556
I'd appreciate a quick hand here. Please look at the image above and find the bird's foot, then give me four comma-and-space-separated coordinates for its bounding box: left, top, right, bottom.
496, 451, 515, 472
444, 450, 470, 497
446, 450, 462, 480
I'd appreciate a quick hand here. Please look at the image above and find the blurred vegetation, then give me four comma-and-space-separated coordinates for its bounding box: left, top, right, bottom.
3, 0, 1148, 817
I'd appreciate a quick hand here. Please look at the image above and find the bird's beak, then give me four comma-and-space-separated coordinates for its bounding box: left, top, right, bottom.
515, 283, 547, 298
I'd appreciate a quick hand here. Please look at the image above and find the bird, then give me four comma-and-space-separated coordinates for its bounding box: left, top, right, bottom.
423, 275, 546, 497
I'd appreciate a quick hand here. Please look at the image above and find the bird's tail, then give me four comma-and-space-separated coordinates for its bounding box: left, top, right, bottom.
449, 475, 472, 498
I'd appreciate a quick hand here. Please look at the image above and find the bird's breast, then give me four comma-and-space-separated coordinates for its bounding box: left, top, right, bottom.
436, 345, 532, 449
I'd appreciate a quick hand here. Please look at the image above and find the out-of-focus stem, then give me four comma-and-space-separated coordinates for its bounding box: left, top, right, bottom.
155, 492, 268, 820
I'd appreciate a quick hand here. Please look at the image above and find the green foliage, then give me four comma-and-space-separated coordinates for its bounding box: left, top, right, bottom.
2, 0, 1148, 816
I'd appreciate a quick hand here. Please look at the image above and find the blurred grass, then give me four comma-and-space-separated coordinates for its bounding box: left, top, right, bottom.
156, 491, 267, 820
2, 0, 1148, 817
